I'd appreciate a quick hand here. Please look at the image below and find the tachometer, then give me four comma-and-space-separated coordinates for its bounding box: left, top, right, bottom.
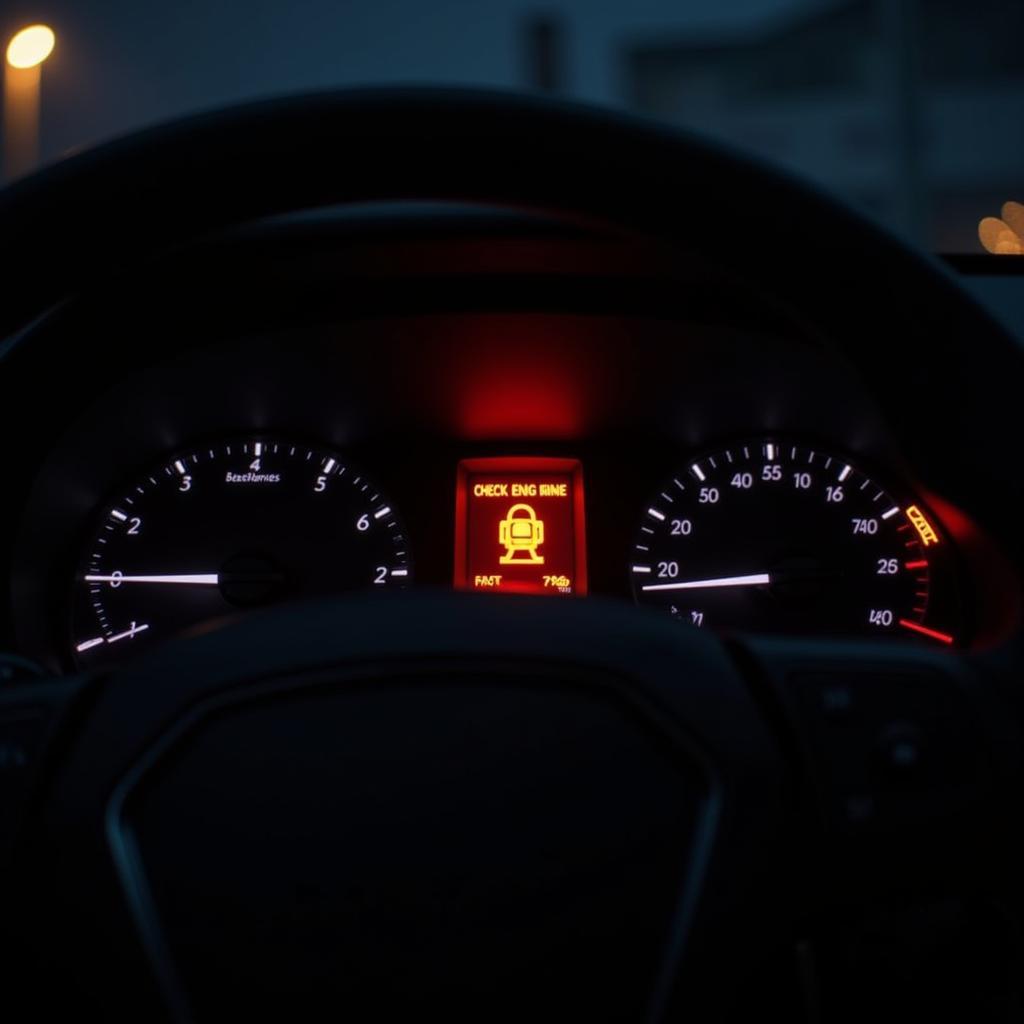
630, 440, 961, 644
71, 439, 412, 667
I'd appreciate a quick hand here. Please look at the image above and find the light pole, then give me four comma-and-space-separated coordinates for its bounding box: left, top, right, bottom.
4, 24, 55, 182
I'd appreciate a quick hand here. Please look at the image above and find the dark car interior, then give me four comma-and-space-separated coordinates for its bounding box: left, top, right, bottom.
0, 88, 1022, 1021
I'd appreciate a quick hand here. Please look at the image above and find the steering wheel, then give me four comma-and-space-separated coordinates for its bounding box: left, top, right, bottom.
0, 90, 1021, 1023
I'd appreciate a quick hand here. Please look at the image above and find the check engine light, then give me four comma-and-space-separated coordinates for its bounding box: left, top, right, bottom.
454, 457, 587, 595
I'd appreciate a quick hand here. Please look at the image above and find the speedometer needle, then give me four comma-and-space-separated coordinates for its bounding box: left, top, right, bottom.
641, 572, 771, 592
84, 573, 220, 585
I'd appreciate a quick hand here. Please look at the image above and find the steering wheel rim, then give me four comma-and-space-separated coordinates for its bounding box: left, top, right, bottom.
0, 88, 1021, 1022
0, 87, 1013, 321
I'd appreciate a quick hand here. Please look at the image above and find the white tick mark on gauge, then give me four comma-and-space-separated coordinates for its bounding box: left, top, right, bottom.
690, 464, 706, 481
374, 506, 391, 519
882, 506, 900, 520
174, 460, 187, 475
75, 636, 105, 652
323, 457, 336, 474
647, 507, 666, 521
108, 622, 150, 644
110, 509, 128, 522
838, 464, 852, 482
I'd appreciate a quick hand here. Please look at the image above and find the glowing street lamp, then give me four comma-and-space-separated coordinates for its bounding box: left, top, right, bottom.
3, 24, 56, 182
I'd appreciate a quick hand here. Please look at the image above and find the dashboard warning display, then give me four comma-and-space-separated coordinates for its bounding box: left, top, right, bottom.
454, 457, 587, 595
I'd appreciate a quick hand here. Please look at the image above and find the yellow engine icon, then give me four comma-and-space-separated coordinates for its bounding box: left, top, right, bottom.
498, 503, 545, 564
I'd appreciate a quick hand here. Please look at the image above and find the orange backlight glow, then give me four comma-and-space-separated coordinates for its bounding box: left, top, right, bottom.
454, 457, 587, 595
905, 505, 940, 547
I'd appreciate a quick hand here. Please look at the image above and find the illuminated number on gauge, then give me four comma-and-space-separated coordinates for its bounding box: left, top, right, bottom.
629, 439, 962, 645
70, 439, 413, 668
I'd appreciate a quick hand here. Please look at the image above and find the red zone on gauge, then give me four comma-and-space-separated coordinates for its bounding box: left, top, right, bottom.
454, 457, 587, 595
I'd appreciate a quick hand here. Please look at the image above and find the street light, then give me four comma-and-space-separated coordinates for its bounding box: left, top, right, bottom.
4, 24, 56, 181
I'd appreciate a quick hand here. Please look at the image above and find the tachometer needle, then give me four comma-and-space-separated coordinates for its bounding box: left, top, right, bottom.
84, 573, 220, 585
641, 572, 771, 592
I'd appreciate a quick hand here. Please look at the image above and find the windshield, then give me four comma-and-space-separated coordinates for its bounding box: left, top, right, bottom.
3, 0, 1022, 253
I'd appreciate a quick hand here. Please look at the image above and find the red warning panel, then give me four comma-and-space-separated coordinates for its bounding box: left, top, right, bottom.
454, 457, 587, 596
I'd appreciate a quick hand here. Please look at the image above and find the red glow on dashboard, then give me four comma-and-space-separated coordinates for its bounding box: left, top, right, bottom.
436, 318, 610, 439
458, 369, 582, 437
921, 492, 978, 543
920, 489, 1022, 647
454, 457, 587, 596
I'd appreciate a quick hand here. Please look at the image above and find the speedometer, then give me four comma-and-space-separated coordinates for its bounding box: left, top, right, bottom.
71, 439, 412, 667
630, 440, 961, 644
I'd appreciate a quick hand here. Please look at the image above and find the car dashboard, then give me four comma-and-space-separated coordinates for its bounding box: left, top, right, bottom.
2, 208, 1019, 675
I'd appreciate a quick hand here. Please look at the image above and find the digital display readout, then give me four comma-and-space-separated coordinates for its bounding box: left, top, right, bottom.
454, 457, 587, 595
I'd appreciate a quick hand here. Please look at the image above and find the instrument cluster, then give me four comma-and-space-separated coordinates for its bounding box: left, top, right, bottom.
62, 431, 968, 670
6, 309, 1014, 673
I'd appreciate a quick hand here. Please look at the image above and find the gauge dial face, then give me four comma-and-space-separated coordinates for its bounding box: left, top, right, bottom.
71, 439, 412, 667
630, 440, 960, 644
